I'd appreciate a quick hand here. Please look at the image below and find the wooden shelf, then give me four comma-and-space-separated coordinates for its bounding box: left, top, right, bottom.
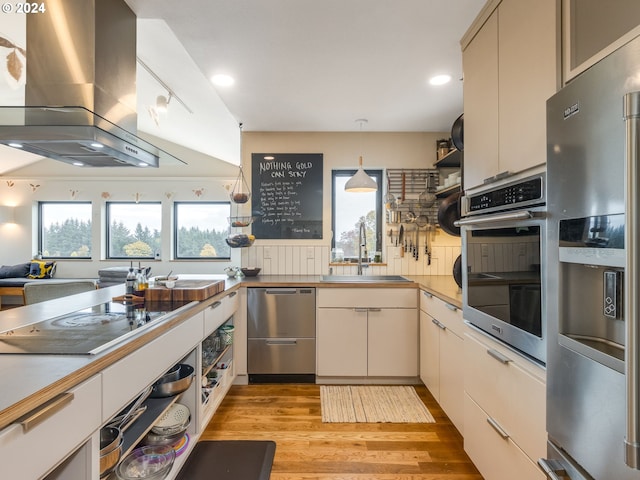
433, 149, 462, 168
435, 184, 461, 199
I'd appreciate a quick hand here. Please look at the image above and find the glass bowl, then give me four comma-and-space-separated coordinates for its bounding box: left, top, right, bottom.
115, 445, 175, 480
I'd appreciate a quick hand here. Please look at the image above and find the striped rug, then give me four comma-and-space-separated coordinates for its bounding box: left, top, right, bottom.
320, 385, 435, 423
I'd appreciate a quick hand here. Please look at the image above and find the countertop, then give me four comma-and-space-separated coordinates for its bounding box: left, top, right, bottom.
0, 273, 460, 430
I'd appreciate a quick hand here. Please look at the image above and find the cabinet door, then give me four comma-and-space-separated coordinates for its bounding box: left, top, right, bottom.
317, 308, 367, 376
463, 10, 499, 190
464, 393, 546, 480
439, 327, 464, 434
498, 0, 557, 175
419, 310, 440, 399
368, 308, 418, 377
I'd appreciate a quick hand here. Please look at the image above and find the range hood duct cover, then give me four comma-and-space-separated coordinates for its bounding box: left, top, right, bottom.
0, 0, 179, 168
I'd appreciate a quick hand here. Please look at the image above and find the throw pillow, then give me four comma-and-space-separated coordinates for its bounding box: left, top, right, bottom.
28, 260, 57, 279
0, 262, 30, 278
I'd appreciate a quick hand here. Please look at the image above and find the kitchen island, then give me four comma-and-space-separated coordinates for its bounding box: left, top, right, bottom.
0, 273, 459, 479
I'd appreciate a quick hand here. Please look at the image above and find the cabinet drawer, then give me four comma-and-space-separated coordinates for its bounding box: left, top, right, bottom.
464, 393, 545, 480
464, 330, 546, 461
419, 290, 463, 337
0, 375, 101, 480
318, 288, 417, 308
204, 291, 238, 335
102, 312, 203, 420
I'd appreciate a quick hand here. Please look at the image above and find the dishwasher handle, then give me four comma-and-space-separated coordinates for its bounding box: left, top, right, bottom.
265, 288, 298, 295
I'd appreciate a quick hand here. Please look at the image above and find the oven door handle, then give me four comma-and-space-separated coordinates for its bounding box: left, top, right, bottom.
454, 210, 533, 227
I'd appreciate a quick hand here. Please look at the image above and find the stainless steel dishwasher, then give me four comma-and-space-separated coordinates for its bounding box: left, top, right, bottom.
247, 287, 316, 383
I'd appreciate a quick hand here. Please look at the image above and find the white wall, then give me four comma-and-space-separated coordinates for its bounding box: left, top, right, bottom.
0, 130, 462, 280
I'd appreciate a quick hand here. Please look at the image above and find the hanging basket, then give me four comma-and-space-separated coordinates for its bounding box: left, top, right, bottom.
231, 167, 251, 204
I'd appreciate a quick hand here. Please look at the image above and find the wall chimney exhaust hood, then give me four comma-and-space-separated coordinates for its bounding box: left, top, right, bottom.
0, 0, 183, 168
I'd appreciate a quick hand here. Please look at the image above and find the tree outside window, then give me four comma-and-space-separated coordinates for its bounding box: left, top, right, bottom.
107, 202, 161, 259
39, 202, 92, 258
331, 170, 382, 260
174, 202, 231, 259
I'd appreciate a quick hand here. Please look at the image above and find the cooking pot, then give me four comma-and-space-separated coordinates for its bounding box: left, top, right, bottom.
437, 191, 462, 236
451, 114, 464, 151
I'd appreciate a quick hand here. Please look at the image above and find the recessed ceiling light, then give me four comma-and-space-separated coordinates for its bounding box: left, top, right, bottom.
90, 142, 103, 148
73, 161, 84, 166
211, 74, 235, 87
8, 142, 22, 148
138, 162, 149, 167
429, 74, 452, 86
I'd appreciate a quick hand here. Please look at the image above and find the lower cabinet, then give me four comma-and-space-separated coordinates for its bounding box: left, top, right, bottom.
463, 328, 546, 480
317, 288, 418, 379
0, 375, 102, 480
419, 290, 464, 434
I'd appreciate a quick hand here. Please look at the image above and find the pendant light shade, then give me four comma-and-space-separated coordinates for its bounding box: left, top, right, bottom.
345, 156, 377, 192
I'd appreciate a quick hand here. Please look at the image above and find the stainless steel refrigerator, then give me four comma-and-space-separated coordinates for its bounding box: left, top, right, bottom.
543, 34, 640, 479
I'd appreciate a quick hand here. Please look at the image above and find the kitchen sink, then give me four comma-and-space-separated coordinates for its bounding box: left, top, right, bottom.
320, 275, 412, 283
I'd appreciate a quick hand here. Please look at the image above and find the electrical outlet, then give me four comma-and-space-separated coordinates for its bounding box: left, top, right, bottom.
481, 244, 489, 257
307, 247, 315, 259
264, 247, 271, 259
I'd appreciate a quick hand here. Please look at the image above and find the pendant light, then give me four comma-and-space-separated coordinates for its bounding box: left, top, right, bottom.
345, 119, 378, 192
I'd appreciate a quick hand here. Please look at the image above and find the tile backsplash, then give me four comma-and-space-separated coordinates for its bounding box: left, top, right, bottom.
241, 228, 461, 277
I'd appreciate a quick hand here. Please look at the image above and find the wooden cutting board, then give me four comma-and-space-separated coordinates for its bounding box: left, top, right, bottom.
145, 280, 225, 302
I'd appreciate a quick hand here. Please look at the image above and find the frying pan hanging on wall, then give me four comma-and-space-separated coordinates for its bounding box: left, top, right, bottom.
451, 114, 464, 151
437, 191, 461, 236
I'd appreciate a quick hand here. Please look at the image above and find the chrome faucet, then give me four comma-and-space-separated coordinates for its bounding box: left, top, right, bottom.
357, 220, 366, 275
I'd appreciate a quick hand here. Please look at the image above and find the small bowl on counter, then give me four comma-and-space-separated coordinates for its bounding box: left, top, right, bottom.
241, 267, 261, 277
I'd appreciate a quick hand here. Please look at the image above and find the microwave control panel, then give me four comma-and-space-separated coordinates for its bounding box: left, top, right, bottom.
467, 176, 544, 213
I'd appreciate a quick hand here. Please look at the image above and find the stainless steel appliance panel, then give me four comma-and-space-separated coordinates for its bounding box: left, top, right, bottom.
545, 32, 640, 479
248, 338, 316, 374
247, 288, 316, 338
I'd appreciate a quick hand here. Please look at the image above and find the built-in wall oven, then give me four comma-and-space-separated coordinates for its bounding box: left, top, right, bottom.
456, 169, 546, 365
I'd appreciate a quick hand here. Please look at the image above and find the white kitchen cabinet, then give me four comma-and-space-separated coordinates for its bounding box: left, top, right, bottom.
419, 290, 464, 433
317, 288, 418, 379
463, 328, 546, 480
563, 0, 640, 81
462, 0, 558, 190
0, 375, 102, 480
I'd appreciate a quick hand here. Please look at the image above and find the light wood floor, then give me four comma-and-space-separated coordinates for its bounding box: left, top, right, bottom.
201, 384, 483, 480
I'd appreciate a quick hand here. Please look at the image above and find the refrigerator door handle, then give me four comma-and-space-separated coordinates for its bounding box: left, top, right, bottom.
624, 91, 640, 469
537, 458, 570, 480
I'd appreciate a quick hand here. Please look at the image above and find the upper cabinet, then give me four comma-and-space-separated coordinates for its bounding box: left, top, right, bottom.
563, 0, 640, 82
461, 0, 560, 191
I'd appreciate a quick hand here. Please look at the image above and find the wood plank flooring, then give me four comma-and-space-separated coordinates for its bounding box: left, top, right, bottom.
201, 384, 483, 480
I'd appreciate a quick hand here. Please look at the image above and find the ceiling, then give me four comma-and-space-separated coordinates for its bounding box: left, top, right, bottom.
126, 0, 486, 134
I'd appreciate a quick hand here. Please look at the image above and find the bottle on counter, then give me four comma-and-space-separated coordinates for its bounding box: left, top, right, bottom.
126, 267, 136, 296
134, 263, 148, 296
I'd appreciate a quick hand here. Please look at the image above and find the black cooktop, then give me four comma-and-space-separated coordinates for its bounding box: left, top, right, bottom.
0, 300, 191, 355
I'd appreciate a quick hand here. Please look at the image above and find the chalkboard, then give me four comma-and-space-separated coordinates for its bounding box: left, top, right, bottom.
251, 153, 323, 239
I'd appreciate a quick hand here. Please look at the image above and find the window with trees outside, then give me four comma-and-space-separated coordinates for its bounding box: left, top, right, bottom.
331, 170, 382, 261
107, 202, 161, 259
174, 202, 231, 259
38, 202, 92, 258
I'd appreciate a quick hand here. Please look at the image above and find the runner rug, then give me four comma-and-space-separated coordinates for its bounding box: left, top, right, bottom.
320, 385, 435, 423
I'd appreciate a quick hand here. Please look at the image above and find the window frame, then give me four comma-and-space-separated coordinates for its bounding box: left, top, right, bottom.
106, 201, 162, 260
331, 169, 383, 260
38, 201, 93, 259
173, 201, 232, 260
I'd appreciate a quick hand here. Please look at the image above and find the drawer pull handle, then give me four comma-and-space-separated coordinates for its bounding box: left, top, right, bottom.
431, 318, 446, 330
266, 339, 297, 346
487, 348, 512, 364
422, 291, 433, 298
537, 458, 569, 480
486, 416, 509, 439
20, 392, 74, 432
354, 308, 368, 313
368, 308, 382, 312
444, 302, 457, 312
211, 301, 222, 309
228, 291, 237, 298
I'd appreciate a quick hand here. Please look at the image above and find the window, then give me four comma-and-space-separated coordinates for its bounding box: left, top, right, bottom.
174, 202, 231, 259
106, 202, 162, 259
331, 170, 382, 260
38, 202, 92, 258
